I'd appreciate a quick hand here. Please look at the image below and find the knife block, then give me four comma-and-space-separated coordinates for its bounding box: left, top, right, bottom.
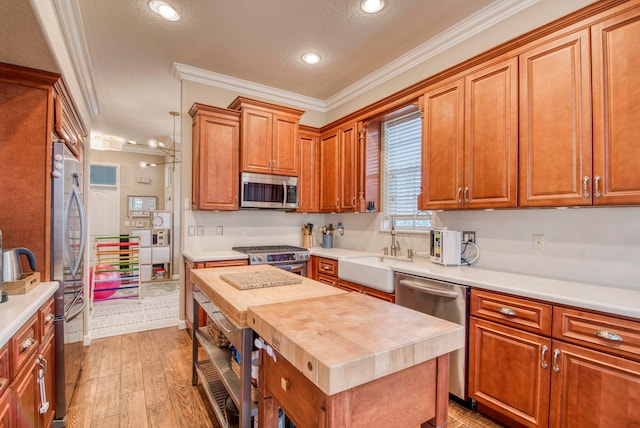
302, 234, 313, 249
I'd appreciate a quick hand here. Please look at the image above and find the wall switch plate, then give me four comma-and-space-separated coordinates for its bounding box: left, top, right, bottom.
462, 231, 476, 243
124, 220, 130, 226
216, 226, 223, 235
184, 198, 190, 210
533, 234, 545, 251
188, 226, 195, 236
197, 226, 204, 236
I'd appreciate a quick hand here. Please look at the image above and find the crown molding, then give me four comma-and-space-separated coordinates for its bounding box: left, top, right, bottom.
324, 0, 540, 110
53, 0, 100, 117
171, 63, 328, 112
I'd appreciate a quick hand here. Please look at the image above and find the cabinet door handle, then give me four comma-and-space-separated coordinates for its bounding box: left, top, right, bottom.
594, 175, 602, 198
352, 196, 356, 208
463, 187, 469, 203
496, 307, 516, 317
583, 176, 590, 198
272, 160, 276, 170
456, 187, 463, 203
552, 348, 561, 373
594, 330, 623, 342
336, 199, 339, 208
22, 337, 36, 351
38, 354, 50, 414
541, 345, 549, 369
268, 160, 272, 169
235, 196, 239, 206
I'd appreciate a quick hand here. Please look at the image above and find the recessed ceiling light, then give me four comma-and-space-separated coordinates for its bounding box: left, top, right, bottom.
149, 1, 180, 21
361, 0, 385, 14
301, 53, 321, 65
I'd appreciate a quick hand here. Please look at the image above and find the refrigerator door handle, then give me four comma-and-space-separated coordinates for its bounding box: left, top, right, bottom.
64, 173, 87, 278
65, 291, 85, 322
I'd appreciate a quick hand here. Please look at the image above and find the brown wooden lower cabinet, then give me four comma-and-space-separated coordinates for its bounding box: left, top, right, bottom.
183, 257, 248, 333
469, 288, 640, 428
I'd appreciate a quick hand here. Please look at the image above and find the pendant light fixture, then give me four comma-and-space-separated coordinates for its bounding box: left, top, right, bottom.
138, 111, 181, 170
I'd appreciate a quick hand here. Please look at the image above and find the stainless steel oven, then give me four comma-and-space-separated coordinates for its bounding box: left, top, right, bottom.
232, 245, 309, 276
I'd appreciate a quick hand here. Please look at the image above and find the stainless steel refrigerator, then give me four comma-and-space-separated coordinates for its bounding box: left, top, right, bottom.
51, 141, 87, 427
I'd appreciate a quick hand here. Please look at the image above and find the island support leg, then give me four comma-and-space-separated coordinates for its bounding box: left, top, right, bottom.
192, 296, 199, 385
422, 354, 450, 428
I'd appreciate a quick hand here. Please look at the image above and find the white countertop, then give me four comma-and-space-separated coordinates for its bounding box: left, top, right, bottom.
312, 248, 640, 320
0, 282, 59, 348
182, 250, 248, 263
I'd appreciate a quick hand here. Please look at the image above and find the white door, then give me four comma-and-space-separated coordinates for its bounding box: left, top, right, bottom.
89, 186, 119, 237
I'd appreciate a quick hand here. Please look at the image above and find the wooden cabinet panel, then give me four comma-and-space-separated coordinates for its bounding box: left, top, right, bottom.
11, 356, 39, 428
549, 341, 640, 427
592, 5, 640, 205
0, 345, 8, 400
10, 314, 38, 379
316, 273, 338, 288
471, 289, 552, 336
272, 114, 299, 176
39, 333, 55, 428
189, 103, 240, 211
464, 57, 518, 208
316, 258, 337, 277
0, 388, 10, 428
241, 108, 272, 174
319, 131, 340, 212
519, 29, 592, 207
469, 317, 551, 428
53, 79, 87, 160
552, 306, 640, 361
420, 79, 465, 210
339, 123, 358, 212
298, 127, 319, 212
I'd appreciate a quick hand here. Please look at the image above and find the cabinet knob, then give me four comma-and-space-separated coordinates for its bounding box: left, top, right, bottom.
22, 337, 36, 351
280, 377, 290, 391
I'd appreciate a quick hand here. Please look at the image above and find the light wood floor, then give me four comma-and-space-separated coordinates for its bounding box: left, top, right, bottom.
68, 326, 503, 428
67, 327, 220, 428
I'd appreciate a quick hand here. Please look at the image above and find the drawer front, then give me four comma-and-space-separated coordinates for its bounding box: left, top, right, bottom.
10, 313, 39, 379
552, 306, 640, 361
471, 289, 552, 336
39, 297, 56, 341
262, 348, 326, 428
317, 258, 337, 277
0, 345, 8, 397
316, 273, 337, 288
202, 260, 248, 268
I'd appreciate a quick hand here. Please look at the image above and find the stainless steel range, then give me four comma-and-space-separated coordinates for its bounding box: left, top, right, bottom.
232, 245, 310, 276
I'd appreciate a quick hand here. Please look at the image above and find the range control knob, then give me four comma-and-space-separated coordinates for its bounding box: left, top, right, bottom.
257, 256, 263, 262
251, 256, 257, 263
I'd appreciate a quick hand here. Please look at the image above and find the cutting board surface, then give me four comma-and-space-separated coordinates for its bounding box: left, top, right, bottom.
220, 270, 301, 289
190, 265, 345, 328
248, 292, 465, 395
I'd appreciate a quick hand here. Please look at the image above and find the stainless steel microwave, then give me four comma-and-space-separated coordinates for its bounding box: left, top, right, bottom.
240, 172, 298, 209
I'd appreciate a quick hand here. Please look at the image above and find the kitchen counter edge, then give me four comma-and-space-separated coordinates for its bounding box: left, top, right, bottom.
182, 250, 249, 263
0, 281, 59, 348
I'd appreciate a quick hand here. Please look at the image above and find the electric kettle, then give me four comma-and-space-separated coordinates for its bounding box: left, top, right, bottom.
2, 247, 37, 282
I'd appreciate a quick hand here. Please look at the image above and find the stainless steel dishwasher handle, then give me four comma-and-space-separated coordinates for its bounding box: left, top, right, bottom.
398, 279, 459, 299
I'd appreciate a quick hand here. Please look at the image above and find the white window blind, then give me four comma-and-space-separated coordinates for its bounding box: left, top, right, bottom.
382, 111, 431, 230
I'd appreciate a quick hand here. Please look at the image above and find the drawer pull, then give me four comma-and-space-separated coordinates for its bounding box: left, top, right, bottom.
541, 345, 549, 369
280, 377, 290, 391
496, 307, 517, 317
322, 266, 330, 271
594, 330, 623, 342
552, 348, 561, 373
45, 313, 55, 324
22, 337, 36, 351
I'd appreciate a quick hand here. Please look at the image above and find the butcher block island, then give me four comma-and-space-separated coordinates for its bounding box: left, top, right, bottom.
190, 265, 464, 428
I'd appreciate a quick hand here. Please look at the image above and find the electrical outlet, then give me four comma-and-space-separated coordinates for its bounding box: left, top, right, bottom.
462, 231, 476, 243
188, 226, 195, 236
197, 226, 204, 236
216, 226, 223, 235
533, 234, 545, 251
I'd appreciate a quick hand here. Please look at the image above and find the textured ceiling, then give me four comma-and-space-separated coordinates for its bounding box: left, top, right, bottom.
77, 0, 493, 145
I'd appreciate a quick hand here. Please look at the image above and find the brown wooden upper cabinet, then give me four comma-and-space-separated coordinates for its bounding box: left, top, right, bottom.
520, 6, 640, 207
228, 97, 304, 177
297, 126, 320, 212
189, 103, 241, 211
419, 57, 518, 210
519, 29, 593, 207
319, 121, 360, 212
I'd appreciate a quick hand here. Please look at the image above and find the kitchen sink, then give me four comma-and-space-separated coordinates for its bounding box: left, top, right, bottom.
338, 256, 408, 293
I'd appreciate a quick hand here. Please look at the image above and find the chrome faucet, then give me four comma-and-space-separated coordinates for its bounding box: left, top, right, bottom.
390, 219, 401, 256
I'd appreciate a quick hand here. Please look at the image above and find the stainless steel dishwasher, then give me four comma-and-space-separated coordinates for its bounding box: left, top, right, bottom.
395, 272, 469, 402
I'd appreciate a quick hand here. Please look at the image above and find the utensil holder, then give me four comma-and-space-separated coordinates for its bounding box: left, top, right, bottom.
302, 234, 313, 248
322, 234, 333, 249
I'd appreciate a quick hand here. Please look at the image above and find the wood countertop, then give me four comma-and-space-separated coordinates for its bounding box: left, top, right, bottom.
190, 265, 346, 329
248, 292, 465, 395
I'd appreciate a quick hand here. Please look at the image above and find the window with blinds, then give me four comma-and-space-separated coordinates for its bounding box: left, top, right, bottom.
382, 111, 431, 231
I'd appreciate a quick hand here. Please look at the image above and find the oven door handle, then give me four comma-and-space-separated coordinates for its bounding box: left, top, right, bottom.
398, 279, 459, 299
283, 181, 287, 208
